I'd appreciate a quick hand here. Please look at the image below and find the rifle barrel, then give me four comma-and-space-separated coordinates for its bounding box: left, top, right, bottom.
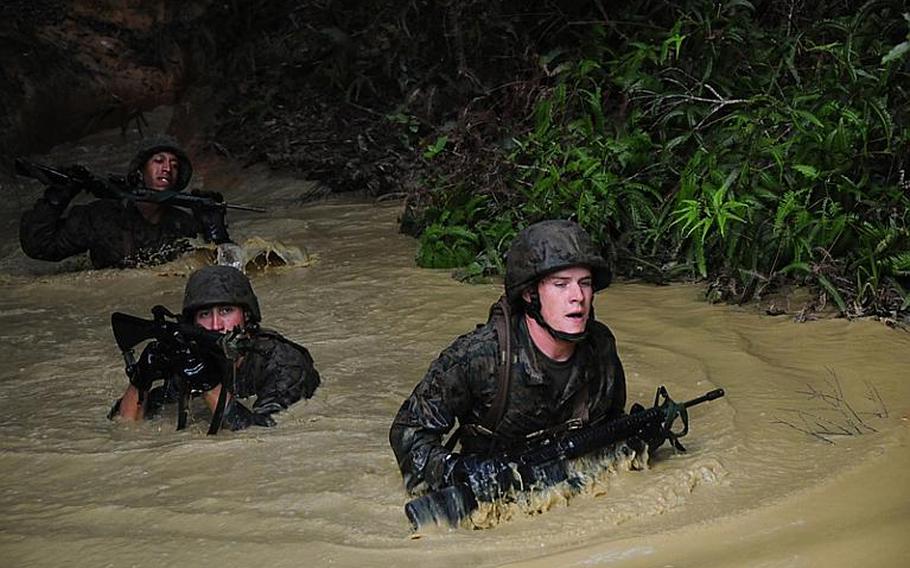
224, 203, 267, 212
129, 189, 267, 213
683, 388, 725, 408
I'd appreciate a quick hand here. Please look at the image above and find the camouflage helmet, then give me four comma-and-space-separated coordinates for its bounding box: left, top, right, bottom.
505, 219, 611, 304
182, 265, 261, 324
126, 135, 193, 191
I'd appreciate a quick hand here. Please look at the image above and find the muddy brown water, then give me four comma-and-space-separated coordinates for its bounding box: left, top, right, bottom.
0, 112, 908, 567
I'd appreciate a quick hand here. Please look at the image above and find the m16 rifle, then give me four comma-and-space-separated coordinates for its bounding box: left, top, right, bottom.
404, 386, 725, 530
111, 305, 248, 434
14, 158, 266, 213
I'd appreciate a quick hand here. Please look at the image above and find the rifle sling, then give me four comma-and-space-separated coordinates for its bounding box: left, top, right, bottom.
207, 383, 228, 435
176, 380, 189, 431
207, 363, 236, 435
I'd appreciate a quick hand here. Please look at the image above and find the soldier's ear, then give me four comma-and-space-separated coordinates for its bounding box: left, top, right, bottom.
522, 288, 532, 303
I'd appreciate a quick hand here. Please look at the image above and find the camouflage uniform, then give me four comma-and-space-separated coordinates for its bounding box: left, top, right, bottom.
112, 266, 320, 429
182, 265, 320, 427
19, 137, 212, 269
390, 220, 626, 494
227, 329, 320, 418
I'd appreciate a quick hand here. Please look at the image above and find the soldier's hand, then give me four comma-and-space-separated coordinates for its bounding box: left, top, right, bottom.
63, 165, 113, 199
222, 400, 276, 431
190, 189, 224, 202
190, 192, 231, 245
446, 454, 514, 501
42, 184, 82, 209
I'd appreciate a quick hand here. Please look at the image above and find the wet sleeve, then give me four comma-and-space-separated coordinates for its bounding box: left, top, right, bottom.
251, 341, 321, 417
389, 345, 473, 494
19, 199, 96, 261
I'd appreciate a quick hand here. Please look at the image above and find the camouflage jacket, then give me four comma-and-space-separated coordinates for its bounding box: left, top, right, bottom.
19, 197, 201, 269
389, 312, 626, 494
232, 329, 321, 416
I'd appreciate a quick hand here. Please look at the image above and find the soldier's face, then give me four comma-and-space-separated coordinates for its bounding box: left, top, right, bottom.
531, 266, 593, 334
194, 304, 246, 333
142, 152, 179, 190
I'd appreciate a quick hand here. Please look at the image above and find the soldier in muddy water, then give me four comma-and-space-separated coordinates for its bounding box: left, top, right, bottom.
390, 219, 628, 494
19, 135, 234, 269
109, 265, 321, 431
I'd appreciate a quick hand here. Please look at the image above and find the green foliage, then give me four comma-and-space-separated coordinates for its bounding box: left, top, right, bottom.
415, 192, 487, 269
412, 0, 910, 320
881, 13, 910, 64
510, 59, 663, 249
671, 167, 748, 277
423, 135, 449, 160
416, 222, 479, 269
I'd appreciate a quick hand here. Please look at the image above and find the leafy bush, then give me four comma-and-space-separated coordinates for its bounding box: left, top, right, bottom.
411, 0, 910, 320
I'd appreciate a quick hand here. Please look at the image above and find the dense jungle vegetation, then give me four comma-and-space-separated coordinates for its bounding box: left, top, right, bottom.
213, 0, 910, 323
393, 0, 910, 323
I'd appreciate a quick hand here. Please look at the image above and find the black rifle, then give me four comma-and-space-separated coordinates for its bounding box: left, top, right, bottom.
111, 305, 247, 434
404, 386, 725, 530
15, 158, 266, 213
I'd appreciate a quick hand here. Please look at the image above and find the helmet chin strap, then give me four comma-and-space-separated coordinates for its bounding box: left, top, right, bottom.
243, 310, 259, 333
524, 291, 591, 344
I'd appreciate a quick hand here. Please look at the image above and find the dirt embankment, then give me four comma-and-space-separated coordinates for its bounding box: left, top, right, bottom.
0, 0, 220, 162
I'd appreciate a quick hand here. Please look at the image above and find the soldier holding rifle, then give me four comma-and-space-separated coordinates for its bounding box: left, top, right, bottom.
18, 136, 235, 269
389, 220, 627, 494
110, 265, 321, 431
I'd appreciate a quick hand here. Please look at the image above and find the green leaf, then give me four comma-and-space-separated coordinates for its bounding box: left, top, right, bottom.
423, 135, 449, 160
793, 164, 819, 179
817, 275, 848, 314
882, 42, 910, 64
779, 262, 812, 276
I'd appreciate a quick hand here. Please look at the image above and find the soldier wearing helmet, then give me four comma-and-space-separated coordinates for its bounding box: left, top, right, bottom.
20, 135, 232, 269
390, 220, 626, 494
110, 265, 321, 431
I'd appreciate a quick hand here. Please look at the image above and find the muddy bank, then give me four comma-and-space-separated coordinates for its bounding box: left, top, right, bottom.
0, 1, 210, 159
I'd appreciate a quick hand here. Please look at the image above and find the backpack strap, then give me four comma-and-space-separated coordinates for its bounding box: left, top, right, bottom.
479, 295, 512, 432
443, 295, 513, 452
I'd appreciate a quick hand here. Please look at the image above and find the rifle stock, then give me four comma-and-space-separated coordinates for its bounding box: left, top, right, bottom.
404, 386, 725, 530
14, 159, 64, 186
110, 312, 161, 351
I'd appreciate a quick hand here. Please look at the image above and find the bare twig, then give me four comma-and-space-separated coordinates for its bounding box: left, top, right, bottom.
774, 370, 887, 443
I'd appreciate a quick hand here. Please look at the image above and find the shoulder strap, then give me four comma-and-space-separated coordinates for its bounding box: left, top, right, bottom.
479, 295, 512, 432
443, 296, 513, 452
252, 328, 309, 355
